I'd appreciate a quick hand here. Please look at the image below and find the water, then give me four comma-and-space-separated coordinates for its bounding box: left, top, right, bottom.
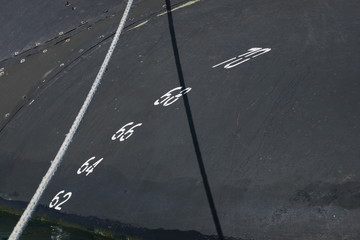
0, 212, 114, 240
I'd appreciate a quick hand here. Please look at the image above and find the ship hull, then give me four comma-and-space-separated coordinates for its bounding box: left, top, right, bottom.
1, 0, 360, 239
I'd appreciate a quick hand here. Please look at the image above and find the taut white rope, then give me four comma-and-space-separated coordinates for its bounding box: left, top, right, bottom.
8, 1, 134, 239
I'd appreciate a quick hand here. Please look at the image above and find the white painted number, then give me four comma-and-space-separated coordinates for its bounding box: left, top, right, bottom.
111, 122, 142, 141
77, 156, 104, 176
49, 190, 72, 211
212, 47, 271, 69
154, 87, 192, 106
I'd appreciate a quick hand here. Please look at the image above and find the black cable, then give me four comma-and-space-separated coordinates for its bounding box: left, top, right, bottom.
164, 1, 225, 239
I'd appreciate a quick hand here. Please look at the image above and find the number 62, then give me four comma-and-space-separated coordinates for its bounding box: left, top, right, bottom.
49, 190, 72, 211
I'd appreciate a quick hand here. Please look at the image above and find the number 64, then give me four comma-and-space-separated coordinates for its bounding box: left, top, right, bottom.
77, 156, 103, 176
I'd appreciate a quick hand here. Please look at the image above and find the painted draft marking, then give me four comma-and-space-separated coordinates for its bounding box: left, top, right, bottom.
77, 156, 104, 176
112, 122, 142, 141
212, 47, 271, 69
49, 190, 72, 211
154, 87, 192, 107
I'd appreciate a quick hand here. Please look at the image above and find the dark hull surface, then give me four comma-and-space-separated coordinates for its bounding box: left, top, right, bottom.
1, 0, 360, 239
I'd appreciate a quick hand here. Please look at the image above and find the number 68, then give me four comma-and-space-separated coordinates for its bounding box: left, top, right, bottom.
154, 87, 191, 107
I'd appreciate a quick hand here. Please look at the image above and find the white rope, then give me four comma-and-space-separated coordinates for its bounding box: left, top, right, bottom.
8, 1, 134, 239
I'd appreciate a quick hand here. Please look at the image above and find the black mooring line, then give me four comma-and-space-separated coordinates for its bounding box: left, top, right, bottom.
164, 1, 225, 239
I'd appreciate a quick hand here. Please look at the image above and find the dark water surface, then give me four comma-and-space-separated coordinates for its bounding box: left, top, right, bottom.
0, 212, 114, 240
